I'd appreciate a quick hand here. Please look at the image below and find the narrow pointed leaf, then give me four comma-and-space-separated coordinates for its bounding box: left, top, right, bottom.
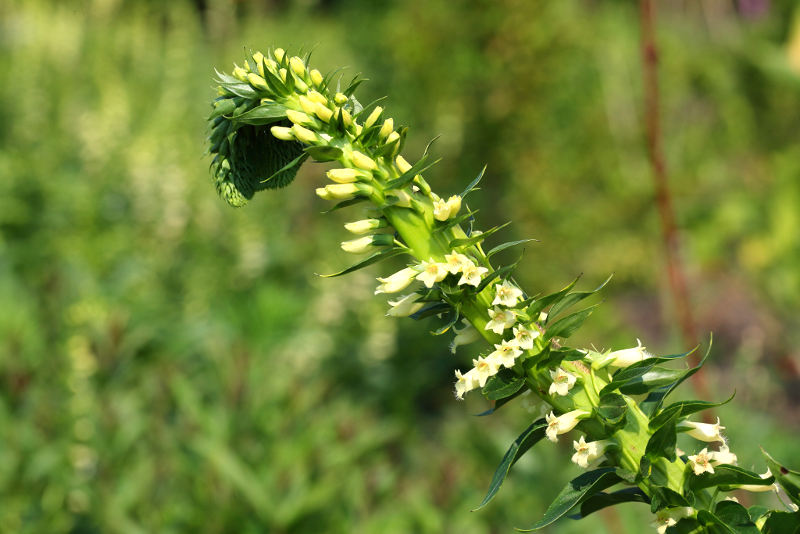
548, 275, 612, 319
762, 449, 800, 506
322, 197, 367, 213
486, 239, 537, 259
518, 468, 623, 531
482, 369, 526, 401
461, 165, 486, 198
544, 305, 598, 340
474, 389, 525, 416
318, 248, 407, 278
474, 419, 547, 510
526, 276, 582, 319
569, 488, 648, 519
688, 465, 774, 492
260, 153, 309, 186
650, 393, 736, 431
304, 145, 343, 162
233, 103, 288, 125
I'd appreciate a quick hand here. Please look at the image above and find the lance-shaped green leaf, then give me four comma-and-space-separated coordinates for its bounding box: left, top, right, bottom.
318, 248, 408, 278
649, 486, 692, 513
475, 256, 522, 293
449, 221, 511, 249
645, 410, 678, 462
650, 393, 736, 431
641, 339, 713, 415
687, 465, 775, 492
486, 238, 538, 259
544, 305, 598, 340
526, 276, 581, 320
667, 517, 705, 534
518, 468, 623, 531
431, 305, 460, 335
762, 449, 800, 506
548, 275, 612, 320
598, 392, 628, 426
474, 388, 526, 417
433, 208, 479, 234
209, 98, 237, 120
322, 197, 368, 213
304, 145, 343, 162
760, 511, 800, 534
384, 154, 437, 190
232, 102, 288, 125
482, 369, 526, 401
474, 419, 547, 510
460, 165, 486, 198
569, 488, 648, 519
410, 302, 451, 321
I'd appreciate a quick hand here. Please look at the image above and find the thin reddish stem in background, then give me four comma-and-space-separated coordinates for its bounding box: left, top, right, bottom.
639, 0, 712, 406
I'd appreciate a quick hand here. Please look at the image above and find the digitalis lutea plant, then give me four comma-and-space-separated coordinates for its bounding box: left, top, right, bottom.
206, 49, 800, 533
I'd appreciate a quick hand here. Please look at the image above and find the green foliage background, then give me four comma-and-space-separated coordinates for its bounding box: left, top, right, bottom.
1, 0, 798, 532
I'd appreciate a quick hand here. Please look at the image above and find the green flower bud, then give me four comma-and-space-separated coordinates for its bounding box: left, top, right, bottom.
327, 168, 362, 184
291, 124, 317, 144
379, 118, 394, 139
395, 155, 412, 174
232, 66, 248, 81
334, 92, 348, 105
352, 151, 377, 171
286, 109, 313, 126
314, 102, 332, 122
247, 73, 269, 91
289, 56, 306, 77
310, 69, 324, 87
340, 234, 393, 254
344, 218, 386, 234
307, 90, 328, 105
252, 51, 265, 76
294, 78, 309, 93
386, 131, 400, 145
270, 126, 294, 141
364, 106, 383, 128
325, 183, 363, 200
298, 95, 317, 115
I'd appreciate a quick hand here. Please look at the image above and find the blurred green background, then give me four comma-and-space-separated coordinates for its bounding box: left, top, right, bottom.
1, 0, 799, 532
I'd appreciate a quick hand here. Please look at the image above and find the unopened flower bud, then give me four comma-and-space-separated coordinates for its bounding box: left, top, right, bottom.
341, 234, 393, 254
352, 151, 377, 171
340, 107, 353, 127
286, 109, 313, 126
310, 69, 324, 87
314, 102, 333, 122
375, 267, 418, 294
386, 189, 413, 208
265, 58, 278, 72
385, 131, 400, 145
273, 48, 286, 63
289, 56, 306, 77
294, 78, 309, 93
307, 90, 328, 105
395, 155, 412, 174
334, 92, 349, 105
247, 73, 269, 91
344, 218, 386, 234
364, 106, 383, 128
379, 118, 394, 139
270, 126, 294, 141
232, 66, 248, 81
315, 187, 334, 200
298, 95, 317, 115
252, 52, 265, 76
325, 183, 363, 200
327, 168, 361, 184
279, 68, 287, 82
291, 124, 317, 144
387, 293, 424, 317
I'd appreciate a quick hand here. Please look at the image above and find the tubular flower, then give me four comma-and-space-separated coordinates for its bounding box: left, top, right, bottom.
458, 263, 488, 287
327, 168, 362, 184
444, 252, 472, 274
472, 356, 500, 387
454, 369, 478, 400
687, 448, 715, 476
485, 307, 516, 335
571, 436, 608, 468
375, 267, 417, 295
416, 260, 449, 288
512, 324, 539, 350
735, 469, 777, 493
340, 234, 392, 254
323, 183, 362, 200
386, 293, 424, 317
678, 418, 725, 443
652, 508, 695, 534
709, 445, 737, 466
344, 218, 386, 234
548, 367, 577, 397
545, 410, 589, 442
450, 321, 480, 354
594, 339, 650, 369
492, 280, 523, 307
489, 340, 522, 368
